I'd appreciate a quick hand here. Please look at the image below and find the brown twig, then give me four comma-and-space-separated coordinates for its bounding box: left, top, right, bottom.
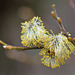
51, 4, 75, 45
51, 4, 68, 37
0, 40, 43, 50
69, 0, 75, 10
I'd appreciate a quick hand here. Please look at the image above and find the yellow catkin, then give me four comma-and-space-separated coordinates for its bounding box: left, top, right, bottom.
39, 32, 75, 68
21, 16, 49, 47
21, 16, 75, 68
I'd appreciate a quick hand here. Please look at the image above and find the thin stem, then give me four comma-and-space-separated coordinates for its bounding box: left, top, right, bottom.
0, 40, 43, 50
69, 0, 75, 10
51, 4, 75, 45
58, 23, 68, 37
51, 4, 68, 37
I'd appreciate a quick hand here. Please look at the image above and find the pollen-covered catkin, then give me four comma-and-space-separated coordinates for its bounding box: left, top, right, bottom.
21, 16, 49, 47
39, 32, 75, 68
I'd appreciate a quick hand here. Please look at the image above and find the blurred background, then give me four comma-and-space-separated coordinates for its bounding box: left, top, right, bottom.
0, 0, 75, 75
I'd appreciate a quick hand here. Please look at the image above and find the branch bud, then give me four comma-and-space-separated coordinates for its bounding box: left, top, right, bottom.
68, 37, 72, 42
3, 45, 12, 50
51, 11, 56, 19
57, 17, 62, 24
51, 4, 55, 8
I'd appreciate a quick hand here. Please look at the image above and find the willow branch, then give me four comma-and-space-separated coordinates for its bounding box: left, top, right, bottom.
0, 40, 43, 50
51, 4, 75, 45
51, 4, 68, 37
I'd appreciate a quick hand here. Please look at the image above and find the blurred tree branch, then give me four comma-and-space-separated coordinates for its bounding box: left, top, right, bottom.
69, 0, 75, 10
5, 50, 41, 65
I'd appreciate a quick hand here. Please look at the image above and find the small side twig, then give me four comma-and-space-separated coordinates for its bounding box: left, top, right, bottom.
51, 4, 68, 37
51, 4, 75, 45
69, 0, 75, 10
